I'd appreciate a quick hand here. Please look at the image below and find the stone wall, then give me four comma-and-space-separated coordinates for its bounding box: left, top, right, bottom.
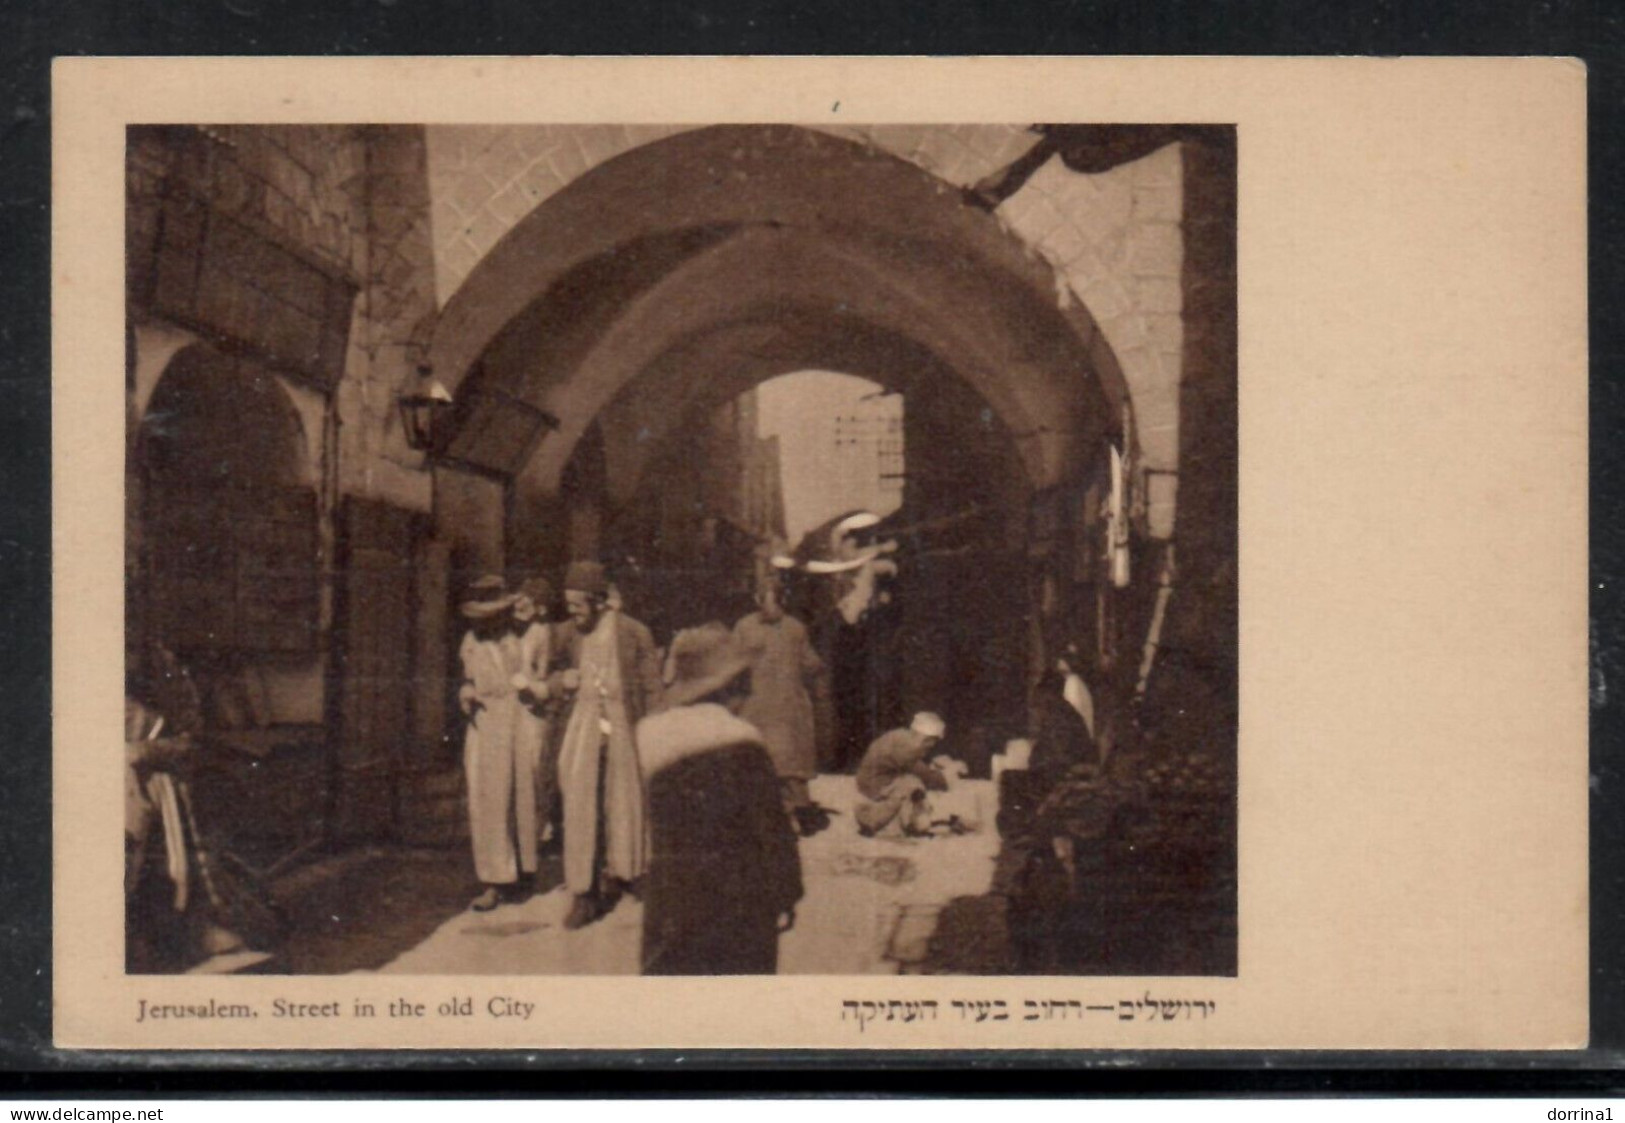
1143, 131, 1238, 747
127, 125, 482, 734
128, 125, 368, 288
424, 125, 686, 301
996, 145, 1185, 516
425, 124, 1035, 301
434, 465, 507, 583
339, 127, 439, 513
129, 125, 448, 511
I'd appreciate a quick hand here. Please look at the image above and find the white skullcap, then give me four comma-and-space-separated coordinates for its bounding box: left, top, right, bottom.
911, 711, 947, 739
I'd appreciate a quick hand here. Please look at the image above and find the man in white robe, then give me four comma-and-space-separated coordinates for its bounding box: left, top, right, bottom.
457, 576, 530, 911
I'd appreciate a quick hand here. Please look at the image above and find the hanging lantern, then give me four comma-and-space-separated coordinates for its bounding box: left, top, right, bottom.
397, 365, 454, 453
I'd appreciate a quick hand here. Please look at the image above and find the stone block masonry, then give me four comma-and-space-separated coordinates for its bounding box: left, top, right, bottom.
421, 123, 1187, 502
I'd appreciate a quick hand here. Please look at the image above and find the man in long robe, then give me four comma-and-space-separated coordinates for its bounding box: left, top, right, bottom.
733, 578, 826, 832
794, 510, 901, 772
551, 560, 665, 930
456, 576, 532, 911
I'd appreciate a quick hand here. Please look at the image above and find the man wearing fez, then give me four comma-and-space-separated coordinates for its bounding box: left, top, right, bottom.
637, 623, 803, 974
456, 575, 534, 911
551, 560, 665, 930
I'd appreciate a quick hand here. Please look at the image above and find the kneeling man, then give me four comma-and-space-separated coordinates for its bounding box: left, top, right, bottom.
854, 711, 949, 838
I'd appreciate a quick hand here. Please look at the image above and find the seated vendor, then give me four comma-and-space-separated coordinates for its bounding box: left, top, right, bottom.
854, 711, 949, 837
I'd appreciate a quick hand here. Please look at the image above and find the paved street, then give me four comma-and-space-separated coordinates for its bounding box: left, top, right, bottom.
369, 775, 999, 976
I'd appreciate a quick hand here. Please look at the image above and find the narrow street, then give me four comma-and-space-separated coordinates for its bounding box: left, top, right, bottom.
361, 775, 999, 976
126, 123, 1239, 985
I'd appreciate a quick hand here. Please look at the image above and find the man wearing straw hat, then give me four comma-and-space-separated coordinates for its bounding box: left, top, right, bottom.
808, 510, 901, 771
637, 623, 803, 974
456, 575, 532, 911
551, 560, 665, 930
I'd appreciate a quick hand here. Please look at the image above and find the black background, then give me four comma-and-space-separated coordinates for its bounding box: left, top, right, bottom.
1, 0, 1621, 1096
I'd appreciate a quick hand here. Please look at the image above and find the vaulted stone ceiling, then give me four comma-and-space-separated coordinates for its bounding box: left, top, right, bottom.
427, 125, 1130, 496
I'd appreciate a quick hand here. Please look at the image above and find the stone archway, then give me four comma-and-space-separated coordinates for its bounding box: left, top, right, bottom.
422, 124, 1144, 749
425, 125, 1133, 489
138, 344, 314, 491
133, 343, 320, 657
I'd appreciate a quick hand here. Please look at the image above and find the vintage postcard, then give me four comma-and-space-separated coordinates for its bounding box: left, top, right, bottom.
53, 56, 1586, 1051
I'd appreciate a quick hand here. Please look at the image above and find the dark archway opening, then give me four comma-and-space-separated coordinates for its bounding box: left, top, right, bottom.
566, 351, 1037, 774
133, 343, 318, 663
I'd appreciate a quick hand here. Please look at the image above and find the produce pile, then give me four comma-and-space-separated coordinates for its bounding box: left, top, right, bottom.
1129, 749, 1236, 848
915, 895, 1017, 975
1011, 747, 1236, 840
981, 747, 1235, 975
991, 747, 1238, 975
1017, 747, 1235, 894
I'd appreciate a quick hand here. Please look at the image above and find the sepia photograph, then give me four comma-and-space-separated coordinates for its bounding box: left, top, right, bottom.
122, 120, 1238, 980
54, 55, 1585, 1051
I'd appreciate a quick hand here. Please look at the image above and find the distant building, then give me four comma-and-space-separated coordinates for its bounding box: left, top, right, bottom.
758, 371, 904, 545
833, 401, 905, 515
746, 432, 788, 544
699, 388, 787, 545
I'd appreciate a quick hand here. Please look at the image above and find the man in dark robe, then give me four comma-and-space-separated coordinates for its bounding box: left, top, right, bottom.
801, 510, 900, 771
637, 623, 804, 975
1027, 667, 1100, 797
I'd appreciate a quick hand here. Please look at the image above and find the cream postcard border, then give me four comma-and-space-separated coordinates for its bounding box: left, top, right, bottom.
53, 55, 1588, 1051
